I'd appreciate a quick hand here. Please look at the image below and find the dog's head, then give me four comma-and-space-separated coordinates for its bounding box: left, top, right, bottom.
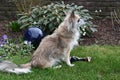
64, 10, 85, 31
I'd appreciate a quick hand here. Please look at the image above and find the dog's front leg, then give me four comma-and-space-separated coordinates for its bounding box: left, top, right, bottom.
64, 49, 74, 67
66, 55, 74, 67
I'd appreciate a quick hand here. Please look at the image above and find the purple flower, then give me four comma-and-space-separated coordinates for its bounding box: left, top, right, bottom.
24, 40, 31, 46
0, 56, 2, 59
0, 44, 3, 47
2, 35, 8, 40
28, 41, 31, 46
0, 35, 8, 47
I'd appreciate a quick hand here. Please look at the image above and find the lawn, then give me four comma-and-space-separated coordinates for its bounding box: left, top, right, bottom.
0, 45, 120, 80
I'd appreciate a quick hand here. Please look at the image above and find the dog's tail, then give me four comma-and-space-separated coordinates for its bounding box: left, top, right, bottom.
0, 60, 31, 74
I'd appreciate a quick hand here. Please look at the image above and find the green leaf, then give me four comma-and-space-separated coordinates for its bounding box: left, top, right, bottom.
90, 28, 98, 32
31, 14, 36, 18
20, 23, 30, 29
19, 15, 28, 20
28, 17, 34, 22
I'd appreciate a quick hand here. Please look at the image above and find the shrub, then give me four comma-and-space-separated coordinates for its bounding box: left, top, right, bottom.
18, 1, 96, 35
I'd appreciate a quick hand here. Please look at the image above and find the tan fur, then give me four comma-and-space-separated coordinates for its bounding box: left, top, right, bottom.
30, 10, 85, 68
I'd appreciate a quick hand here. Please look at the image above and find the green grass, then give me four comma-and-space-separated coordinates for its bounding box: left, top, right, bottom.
0, 45, 120, 80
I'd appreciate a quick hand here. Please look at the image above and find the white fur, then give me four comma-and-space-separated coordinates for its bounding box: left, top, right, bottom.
70, 29, 80, 50
70, 17, 85, 50
0, 61, 31, 74
5, 68, 31, 74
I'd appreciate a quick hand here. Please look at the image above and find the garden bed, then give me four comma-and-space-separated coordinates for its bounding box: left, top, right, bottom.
81, 18, 120, 45
0, 18, 119, 45
0, 20, 25, 43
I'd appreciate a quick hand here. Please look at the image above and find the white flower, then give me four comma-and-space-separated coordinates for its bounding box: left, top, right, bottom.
99, 9, 102, 12
95, 10, 98, 13
84, 26, 87, 28
83, 32, 86, 36
82, 28, 85, 31
33, 22, 37, 24
24, 41, 28, 45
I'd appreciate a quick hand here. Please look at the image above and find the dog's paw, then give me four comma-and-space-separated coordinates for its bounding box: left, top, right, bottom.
69, 64, 75, 67
86, 57, 91, 62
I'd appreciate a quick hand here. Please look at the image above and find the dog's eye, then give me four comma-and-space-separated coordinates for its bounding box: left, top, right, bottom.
77, 19, 80, 22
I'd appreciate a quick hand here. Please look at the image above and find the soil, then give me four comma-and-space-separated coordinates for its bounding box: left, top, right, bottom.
80, 18, 120, 46
0, 18, 120, 45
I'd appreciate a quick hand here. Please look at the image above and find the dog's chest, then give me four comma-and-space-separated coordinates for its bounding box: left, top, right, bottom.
70, 30, 80, 50
73, 30, 80, 42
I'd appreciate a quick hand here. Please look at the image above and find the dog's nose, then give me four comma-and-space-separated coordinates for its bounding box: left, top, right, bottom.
80, 19, 86, 25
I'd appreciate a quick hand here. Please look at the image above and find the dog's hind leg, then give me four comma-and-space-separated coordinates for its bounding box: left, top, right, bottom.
53, 65, 62, 69
42, 59, 59, 68
41, 62, 53, 69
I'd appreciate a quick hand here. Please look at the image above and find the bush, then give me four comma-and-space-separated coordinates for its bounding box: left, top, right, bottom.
18, 1, 96, 35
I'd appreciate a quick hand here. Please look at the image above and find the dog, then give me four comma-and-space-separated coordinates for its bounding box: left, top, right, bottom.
0, 10, 85, 74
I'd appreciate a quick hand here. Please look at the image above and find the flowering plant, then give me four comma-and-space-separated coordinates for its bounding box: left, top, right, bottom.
0, 35, 34, 60
0, 35, 8, 47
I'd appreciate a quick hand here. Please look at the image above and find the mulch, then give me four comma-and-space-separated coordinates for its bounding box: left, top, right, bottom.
80, 18, 120, 45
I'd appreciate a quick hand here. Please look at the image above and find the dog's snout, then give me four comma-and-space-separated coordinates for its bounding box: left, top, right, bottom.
80, 19, 86, 25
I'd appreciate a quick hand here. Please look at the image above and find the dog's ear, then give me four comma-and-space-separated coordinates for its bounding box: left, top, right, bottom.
65, 9, 75, 21
64, 9, 76, 31
69, 9, 75, 20
67, 9, 75, 31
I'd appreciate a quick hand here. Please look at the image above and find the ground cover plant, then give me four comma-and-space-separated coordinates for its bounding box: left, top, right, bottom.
0, 45, 120, 80
0, 36, 34, 60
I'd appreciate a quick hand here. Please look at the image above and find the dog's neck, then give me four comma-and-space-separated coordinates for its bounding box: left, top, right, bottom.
54, 25, 79, 39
